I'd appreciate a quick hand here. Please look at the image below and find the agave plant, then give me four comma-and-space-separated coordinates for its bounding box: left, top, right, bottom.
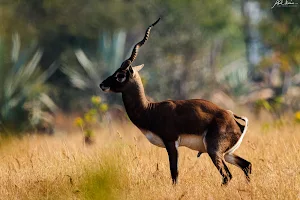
62, 30, 127, 92
216, 58, 250, 96
0, 34, 58, 133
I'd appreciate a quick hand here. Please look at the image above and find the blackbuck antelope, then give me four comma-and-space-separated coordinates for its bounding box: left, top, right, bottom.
100, 18, 252, 185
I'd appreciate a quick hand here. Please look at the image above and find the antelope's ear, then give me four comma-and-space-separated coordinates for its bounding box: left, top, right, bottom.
133, 64, 144, 72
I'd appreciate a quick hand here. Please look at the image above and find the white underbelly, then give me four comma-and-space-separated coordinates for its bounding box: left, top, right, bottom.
179, 134, 206, 152
141, 130, 207, 152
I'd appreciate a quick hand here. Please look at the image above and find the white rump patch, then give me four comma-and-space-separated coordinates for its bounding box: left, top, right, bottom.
225, 116, 249, 154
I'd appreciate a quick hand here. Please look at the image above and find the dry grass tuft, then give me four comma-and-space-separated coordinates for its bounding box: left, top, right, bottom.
0, 120, 300, 199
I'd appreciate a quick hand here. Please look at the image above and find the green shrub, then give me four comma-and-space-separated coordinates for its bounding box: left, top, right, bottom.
78, 152, 126, 200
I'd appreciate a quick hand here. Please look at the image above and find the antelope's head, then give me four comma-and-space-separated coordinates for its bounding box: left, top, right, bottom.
100, 18, 160, 93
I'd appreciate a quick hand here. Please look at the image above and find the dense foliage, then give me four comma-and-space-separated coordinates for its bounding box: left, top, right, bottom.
0, 0, 299, 132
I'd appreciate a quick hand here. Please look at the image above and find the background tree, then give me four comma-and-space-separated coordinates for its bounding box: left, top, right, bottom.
0, 0, 299, 133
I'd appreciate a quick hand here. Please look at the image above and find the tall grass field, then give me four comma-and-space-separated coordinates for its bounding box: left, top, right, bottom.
0, 119, 299, 200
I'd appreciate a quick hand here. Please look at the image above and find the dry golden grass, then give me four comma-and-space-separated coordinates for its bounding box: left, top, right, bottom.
0, 120, 300, 200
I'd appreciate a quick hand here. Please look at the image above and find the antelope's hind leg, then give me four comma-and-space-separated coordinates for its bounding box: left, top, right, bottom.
224, 153, 252, 182
205, 129, 233, 185
207, 152, 232, 185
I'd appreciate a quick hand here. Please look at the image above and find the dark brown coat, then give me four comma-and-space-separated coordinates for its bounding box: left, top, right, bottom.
100, 18, 251, 185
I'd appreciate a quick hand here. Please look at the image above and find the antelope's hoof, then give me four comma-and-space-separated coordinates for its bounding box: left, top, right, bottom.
221, 177, 231, 186
172, 178, 177, 185
197, 152, 202, 158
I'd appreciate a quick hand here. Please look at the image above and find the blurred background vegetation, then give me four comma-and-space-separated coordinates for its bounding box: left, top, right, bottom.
0, 0, 299, 134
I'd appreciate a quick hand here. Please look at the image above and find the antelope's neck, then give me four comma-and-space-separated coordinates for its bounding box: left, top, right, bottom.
121, 76, 152, 129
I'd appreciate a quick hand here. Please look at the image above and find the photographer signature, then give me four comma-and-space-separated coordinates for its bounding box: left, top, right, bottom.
271, 0, 298, 8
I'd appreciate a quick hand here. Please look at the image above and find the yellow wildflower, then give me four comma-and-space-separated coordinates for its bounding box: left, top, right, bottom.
91, 96, 101, 105
84, 113, 96, 123
88, 109, 97, 116
295, 111, 300, 123
85, 129, 94, 137
99, 103, 108, 112
74, 117, 84, 127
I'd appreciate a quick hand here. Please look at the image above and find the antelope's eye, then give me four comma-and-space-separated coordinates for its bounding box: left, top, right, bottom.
117, 73, 125, 79
115, 73, 126, 83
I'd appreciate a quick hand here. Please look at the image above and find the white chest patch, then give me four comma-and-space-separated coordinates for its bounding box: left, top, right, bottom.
142, 130, 165, 148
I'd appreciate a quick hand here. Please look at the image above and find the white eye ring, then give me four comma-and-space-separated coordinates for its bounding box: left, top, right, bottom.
115, 72, 126, 83
116, 76, 126, 83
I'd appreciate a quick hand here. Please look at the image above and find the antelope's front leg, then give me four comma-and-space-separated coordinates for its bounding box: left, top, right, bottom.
164, 140, 178, 184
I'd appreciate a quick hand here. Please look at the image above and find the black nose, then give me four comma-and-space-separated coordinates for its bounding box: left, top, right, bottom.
99, 83, 103, 88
